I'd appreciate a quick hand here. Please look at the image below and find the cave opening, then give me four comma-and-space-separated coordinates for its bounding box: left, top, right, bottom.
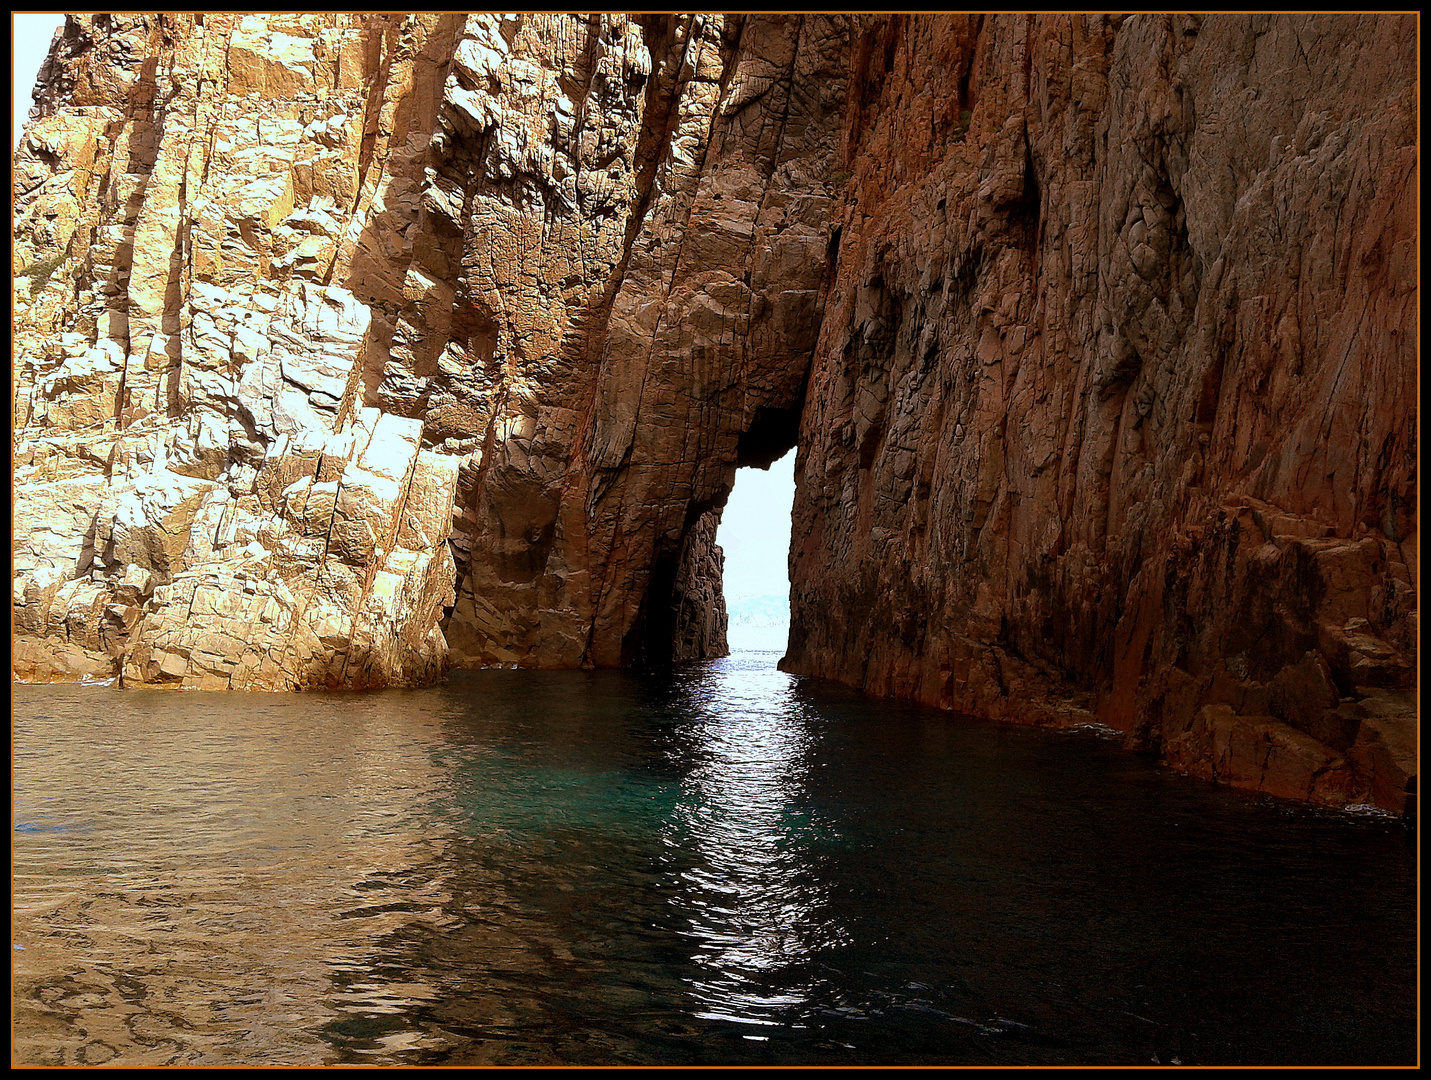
717, 449, 796, 654
626, 392, 806, 669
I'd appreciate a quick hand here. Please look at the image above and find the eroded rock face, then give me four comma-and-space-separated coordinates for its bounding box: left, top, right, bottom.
12, 15, 1415, 810
14, 13, 837, 688
781, 14, 1417, 813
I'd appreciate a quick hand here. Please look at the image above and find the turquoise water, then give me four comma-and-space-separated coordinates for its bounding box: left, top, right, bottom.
12, 652, 1417, 1065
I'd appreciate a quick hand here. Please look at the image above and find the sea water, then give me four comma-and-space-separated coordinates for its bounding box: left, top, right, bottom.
12, 652, 1417, 1065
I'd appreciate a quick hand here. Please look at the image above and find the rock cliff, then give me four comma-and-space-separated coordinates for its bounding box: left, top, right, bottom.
780, 14, 1417, 815
12, 15, 1416, 811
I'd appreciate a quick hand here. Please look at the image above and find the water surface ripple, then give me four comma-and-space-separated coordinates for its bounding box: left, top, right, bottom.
12, 653, 1416, 1066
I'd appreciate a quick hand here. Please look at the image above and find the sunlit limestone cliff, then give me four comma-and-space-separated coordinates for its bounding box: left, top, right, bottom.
12, 15, 1416, 812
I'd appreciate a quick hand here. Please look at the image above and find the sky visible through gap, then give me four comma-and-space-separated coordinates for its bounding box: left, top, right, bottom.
13, 14, 64, 150
719, 452, 795, 652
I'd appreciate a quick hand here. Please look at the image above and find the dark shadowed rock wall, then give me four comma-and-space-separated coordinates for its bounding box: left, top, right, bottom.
783, 14, 1417, 813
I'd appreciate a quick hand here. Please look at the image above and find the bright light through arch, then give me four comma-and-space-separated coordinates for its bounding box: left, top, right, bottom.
718, 450, 794, 653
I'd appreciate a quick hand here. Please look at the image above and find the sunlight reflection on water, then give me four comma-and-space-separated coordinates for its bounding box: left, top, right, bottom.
666, 660, 849, 1023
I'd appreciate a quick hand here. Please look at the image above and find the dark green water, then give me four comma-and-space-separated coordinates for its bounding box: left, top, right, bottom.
12, 652, 1417, 1066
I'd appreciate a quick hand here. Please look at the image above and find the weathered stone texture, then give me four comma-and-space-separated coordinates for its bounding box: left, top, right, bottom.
781, 15, 1416, 813
14, 13, 840, 687
13, 14, 469, 689
12, 15, 1415, 810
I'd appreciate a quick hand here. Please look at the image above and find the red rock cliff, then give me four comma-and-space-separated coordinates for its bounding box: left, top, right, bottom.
783, 14, 1417, 814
